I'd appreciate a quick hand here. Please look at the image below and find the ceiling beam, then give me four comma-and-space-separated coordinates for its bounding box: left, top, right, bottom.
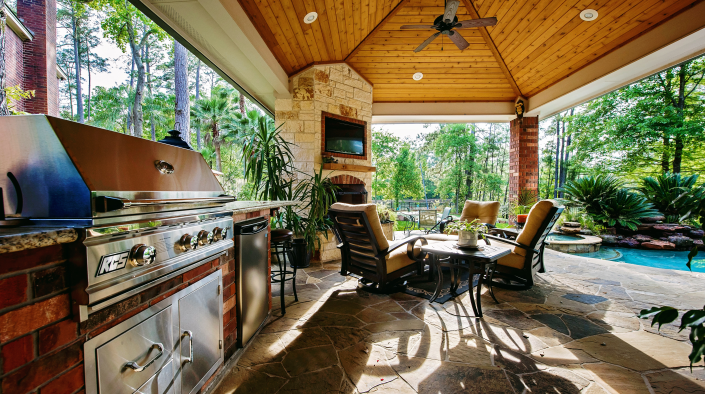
344, 0, 410, 62
461, 0, 522, 97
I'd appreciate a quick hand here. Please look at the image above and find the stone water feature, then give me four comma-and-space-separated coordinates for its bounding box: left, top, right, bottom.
600, 222, 705, 251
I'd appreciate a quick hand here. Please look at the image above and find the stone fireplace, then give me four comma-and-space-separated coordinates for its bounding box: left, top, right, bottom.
274, 64, 374, 262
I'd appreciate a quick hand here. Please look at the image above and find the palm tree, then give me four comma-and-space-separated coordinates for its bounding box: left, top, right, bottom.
191, 87, 239, 171
89, 85, 132, 133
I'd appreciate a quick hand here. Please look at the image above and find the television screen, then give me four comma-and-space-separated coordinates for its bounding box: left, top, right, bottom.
324, 117, 365, 156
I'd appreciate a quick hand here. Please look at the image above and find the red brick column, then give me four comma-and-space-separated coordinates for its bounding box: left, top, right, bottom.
17, 0, 59, 116
509, 116, 539, 205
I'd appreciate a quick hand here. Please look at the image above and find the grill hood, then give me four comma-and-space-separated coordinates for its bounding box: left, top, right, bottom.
1, 115, 233, 226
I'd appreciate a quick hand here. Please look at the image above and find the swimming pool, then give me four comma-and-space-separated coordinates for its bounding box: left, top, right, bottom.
575, 246, 705, 272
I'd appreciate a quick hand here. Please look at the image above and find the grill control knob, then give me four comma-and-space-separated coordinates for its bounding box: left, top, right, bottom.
213, 227, 229, 241
180, 234, 198, 251
130, 244, 157, 266
198, 230, 214, 245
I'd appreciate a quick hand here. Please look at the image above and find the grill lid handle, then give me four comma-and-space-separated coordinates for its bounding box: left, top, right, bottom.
94, 195, 235, 213
124, 343, 164, 372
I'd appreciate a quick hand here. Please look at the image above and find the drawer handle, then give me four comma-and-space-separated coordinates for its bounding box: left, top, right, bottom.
124, 343, 164, 372
182, 330, 194, 365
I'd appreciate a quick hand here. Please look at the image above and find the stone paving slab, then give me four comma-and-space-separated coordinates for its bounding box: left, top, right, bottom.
213, 252, 703, 394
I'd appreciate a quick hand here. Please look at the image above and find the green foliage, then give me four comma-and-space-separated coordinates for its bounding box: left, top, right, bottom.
639, 172, 704, 223
639, 305, 705, 370
376, 205, 396, 223
370, 129, 399, 199
563, 175, 658, 230
512, 188, 537, 215
291, 164, 339, 254
241, 115, 294, 201
444, 218, 487, 234
594, 189, 659, 231
390, 144, 423, 206
4, 85, 35, 115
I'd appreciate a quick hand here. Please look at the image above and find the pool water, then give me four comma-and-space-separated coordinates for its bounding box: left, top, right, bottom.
575, 246, 705, 272
546, 234, 584, 242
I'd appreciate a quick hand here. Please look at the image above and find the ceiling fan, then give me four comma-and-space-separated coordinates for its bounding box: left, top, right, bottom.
400, 0, 497, 52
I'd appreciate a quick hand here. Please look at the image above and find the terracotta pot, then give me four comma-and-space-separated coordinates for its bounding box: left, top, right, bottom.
458, 231, 478, 247
517, 214, 528, 223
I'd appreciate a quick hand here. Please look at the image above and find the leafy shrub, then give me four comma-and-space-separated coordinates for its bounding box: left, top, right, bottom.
376, 205, 396, 223
639, 173, 704, 223
594, 189, 659, 231
562, 175, 623, 216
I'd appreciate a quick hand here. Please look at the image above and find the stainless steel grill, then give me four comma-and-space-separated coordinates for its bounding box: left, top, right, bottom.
1, 116, 236, 394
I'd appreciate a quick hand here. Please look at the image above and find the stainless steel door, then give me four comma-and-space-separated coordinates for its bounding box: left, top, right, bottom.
133, 360, 175, 394
95, 308, 172, 394
178, 275, 221, 394
235, 218, 269, 347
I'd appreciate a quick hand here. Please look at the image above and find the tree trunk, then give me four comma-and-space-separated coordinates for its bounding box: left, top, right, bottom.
127, 56, 135, 135
661, 135, 670, 173
0, 10, 10, 116
174, 39, 190, 143
195, 60, 200, 101
553, 118, 561, 198
126, 17, 152, 138
86, 45, 92, 120
239, 92, 245, 116
212, 126, 222, 171
672, 64, 687, 174
71, 12, 84, 123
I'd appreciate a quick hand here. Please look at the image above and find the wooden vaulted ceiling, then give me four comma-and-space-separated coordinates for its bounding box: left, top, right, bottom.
236, 0, 701, 102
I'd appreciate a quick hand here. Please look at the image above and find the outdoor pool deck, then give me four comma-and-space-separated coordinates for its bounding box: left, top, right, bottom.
211, 249, 705, 394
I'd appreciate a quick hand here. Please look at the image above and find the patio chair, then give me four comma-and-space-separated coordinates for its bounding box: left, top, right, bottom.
329, 203, 428, 292
417, 209, 437, 233
424, 207, 453, 234
424, 200, 501, 241
484, 200, 564, 290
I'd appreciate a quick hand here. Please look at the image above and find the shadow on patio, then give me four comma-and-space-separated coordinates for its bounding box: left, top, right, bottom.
212, 253, 705, 394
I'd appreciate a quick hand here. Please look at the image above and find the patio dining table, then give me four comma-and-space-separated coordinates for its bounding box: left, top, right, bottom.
421, 241, 511, 317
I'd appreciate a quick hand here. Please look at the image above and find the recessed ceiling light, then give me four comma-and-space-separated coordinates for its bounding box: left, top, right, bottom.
580, 9, 598, 21
304, 12, 318, 24
413, 72, 423, 81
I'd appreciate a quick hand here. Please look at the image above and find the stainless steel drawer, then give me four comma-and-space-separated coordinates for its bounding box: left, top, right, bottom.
96, 308, 173, 394
133, 360, 175, 394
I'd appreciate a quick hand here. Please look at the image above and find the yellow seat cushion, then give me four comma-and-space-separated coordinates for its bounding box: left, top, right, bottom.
459, 200, 501, 225
514, 200, 559, 257
330, 202, 389, 250
385, 245, 419, 274
497, 252, 526, 269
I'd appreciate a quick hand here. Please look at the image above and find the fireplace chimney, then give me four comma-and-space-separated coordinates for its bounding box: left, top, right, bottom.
17, 0, 59, 116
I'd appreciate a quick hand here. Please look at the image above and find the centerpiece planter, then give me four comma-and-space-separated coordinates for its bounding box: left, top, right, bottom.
444, 219, 487, 248
516, 214, 528, 224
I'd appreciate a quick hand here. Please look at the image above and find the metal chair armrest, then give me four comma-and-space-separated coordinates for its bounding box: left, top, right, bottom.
484, 234, 540, 255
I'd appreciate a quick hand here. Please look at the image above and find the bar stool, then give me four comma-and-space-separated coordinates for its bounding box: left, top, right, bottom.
271, 229, 298, 314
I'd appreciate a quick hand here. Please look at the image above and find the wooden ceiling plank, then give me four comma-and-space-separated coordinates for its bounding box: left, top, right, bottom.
345, 0, 410, 61
352, 48, 495, 56
374, 29, 484, 38
311, 0, 336, 59
236, 0, 295, 73
461, 0, 522, 96
343, 0, 356, 56
288, 0, 323, 62
302, 0, 332, 60
361, 0, 370, 42
356, 43, 489, 51
398, 6, 471, 16
334, 0, 349, 54
493, 0, 553, 50
505, 0, 599, 70
256, 0, 305, 69
279, 0, 318, 63
522, 0, 697, 94
368, 0, 378, 31
268, 0, 312, 66
353, 0, 362, 44
323, 0, 344, 58
350, 56, 503, 62
512, 0, 657, 83
479, 0, 503, 17
497, 0, 566, 56
344, 62, 375, 86
485, 0, 520, 36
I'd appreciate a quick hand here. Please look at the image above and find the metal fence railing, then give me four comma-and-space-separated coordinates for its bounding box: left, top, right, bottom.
372, 199, 457, 213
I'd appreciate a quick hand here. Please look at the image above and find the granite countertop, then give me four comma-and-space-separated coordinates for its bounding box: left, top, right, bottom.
0, 201, 299, 254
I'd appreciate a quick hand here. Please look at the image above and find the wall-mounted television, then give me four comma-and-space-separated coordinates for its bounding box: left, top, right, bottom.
323, 114, 366, 157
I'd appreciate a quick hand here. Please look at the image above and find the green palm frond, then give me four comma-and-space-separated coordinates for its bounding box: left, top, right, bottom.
594, 189, 660, 231
639, 172, 701, 222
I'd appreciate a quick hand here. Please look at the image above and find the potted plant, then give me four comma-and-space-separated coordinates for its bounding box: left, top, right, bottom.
513, 188, 537, 224
377, 205, 396, 240
444, 219, 488, 247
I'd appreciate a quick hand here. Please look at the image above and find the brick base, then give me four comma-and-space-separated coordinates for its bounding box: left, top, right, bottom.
0, 208, 273, 394
509, 116, 539, 209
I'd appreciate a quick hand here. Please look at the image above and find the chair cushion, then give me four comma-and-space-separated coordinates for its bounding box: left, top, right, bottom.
497, 252, 526, 269
459, 200, 501, 225
514, 200, 559, 257
385, 244, 420, 274
330, 202, 390, 251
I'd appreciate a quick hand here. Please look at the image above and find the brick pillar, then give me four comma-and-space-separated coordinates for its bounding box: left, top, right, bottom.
508, 116, 539, 205
17, 0, 59, 116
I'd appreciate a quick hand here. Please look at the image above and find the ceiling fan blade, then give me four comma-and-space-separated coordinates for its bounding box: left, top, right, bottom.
400, 25, 437, 30
448, 31, 469, 51
414, 32, 441, 53
455, 17, 498, 28
443, 0, 460, 23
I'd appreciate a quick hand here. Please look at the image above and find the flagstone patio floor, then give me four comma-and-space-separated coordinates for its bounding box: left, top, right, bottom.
211, 248, 705, 394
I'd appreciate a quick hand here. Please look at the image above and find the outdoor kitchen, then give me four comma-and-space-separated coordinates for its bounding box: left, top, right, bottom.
0, 115, 295, 394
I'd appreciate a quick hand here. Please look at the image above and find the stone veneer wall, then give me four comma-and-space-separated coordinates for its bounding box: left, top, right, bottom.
275, 64, 374, 263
